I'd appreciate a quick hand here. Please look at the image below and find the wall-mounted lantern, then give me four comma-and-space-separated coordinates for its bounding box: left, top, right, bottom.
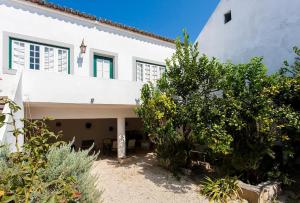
90, 98, 94, 104
80, 39, 87, 54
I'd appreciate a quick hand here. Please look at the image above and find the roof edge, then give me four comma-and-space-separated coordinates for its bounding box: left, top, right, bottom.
22, 0, 176, 44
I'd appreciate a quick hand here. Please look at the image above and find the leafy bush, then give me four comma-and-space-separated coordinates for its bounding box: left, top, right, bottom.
270, 47, 300, 186
213, 57, 300, 184
200, 176, 241, 203
38, 143, 102, 202
137, 31, 300, 186
137, 83, 189, 172
0, 98, 102, 202
136, 31, 225, 172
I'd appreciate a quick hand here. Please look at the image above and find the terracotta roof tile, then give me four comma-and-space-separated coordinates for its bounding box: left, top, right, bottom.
23, 0, 175, 44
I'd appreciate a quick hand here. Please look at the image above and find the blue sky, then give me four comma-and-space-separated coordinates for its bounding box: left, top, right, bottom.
47, 0, 220, 41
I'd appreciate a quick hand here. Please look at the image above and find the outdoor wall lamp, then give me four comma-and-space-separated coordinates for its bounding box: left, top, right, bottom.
80, 39, 87, 54
90, 98, 94, 104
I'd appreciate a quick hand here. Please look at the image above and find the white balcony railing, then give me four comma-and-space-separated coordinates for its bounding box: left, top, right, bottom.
22, 69, 143, 105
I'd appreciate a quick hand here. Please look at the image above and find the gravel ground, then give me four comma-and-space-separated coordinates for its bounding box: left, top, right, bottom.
91, 153, 208, 203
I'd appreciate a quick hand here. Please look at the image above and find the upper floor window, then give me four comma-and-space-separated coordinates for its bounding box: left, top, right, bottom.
93, 55, 114, 79
136, 61, 165, 82
58, 49, 68, 73
12, 41, 25, 70
44, 47, 54, 71
10, 38, 70, 74
30, 44, 40, 70
224, 11, 232, 24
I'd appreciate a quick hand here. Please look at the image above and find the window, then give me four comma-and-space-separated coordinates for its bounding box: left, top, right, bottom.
152, 65, 158, 81
224, 11, 232, 24
12, 41, 25, 69
58, 49, 68, 73
144, 64, 151, 81
9, 38, 70, 73
136, 61, 165, 82
160, 66, 166, 78
93, 55, 113, 79
96, 59, 110, 79
44, 47, 54, 71
30, 44, 40, 70
136, 63, 143, 81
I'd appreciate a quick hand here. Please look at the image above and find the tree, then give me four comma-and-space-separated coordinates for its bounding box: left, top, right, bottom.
216, 57, 299, 183
268, 47, 300, 184
137, 32, 300, 184
136, 31, 228, 171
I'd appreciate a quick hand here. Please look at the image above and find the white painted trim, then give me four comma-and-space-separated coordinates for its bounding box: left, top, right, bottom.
132, 56, 165, 81
89, 48, 119, 78
2, 31, 74, 74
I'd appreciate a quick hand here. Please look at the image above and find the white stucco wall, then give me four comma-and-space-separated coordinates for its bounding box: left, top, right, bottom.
26, 103, 138, 119
0, 0, 174, 78
22, 69, 143, 105
0, 71, 24, 151
0, 0, 175, 146
196, 0, 300, 73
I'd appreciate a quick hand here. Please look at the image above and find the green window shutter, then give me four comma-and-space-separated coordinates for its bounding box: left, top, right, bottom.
93, 55, 97, 77
68, 49, 71, 74
9, 38, 12, 69
109, 59, 113, 79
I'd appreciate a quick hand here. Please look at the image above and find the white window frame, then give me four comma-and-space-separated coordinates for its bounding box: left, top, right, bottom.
11, 41, 25, 70
29, 44, 40, 70
135, 60, 166, 82
9, 38, 70, 74
44, 46, 54, 72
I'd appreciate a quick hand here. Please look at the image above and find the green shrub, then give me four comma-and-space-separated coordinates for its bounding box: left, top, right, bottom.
0, 143, 102, 203
137, 31, 300, 185
156, 137, 191, 173
136, 31, 224, 172
0, 98, 102, 202
200, 176, 241, 203
39, 143, 102, 202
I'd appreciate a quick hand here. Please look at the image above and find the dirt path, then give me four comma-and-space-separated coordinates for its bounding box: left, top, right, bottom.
92, 153, 208, 203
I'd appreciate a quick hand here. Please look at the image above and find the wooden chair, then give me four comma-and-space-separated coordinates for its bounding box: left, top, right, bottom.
111, 140, 118, 153
81, 140, 94, 150
102, 138, 112, 155
127, 139, 136, 152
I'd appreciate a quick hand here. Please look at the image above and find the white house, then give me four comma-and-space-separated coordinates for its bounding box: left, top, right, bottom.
2, 0, 299, 157
196, 0, 300, 73
0, 0, 175, 157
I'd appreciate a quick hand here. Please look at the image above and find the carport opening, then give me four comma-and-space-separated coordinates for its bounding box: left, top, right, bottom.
45, 118, 153, 157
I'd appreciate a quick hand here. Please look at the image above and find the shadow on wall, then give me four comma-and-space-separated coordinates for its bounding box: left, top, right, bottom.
45, 118, 144, 151
2, 0, 174, 48
46, 118, 117, 150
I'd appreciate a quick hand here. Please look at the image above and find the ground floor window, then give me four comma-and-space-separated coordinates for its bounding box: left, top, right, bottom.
136, 61, 165, 82
9, 38, 70, 74
93, 55, 114, 79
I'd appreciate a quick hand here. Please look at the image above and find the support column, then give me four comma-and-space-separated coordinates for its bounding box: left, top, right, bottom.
117, 117, 126, 159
